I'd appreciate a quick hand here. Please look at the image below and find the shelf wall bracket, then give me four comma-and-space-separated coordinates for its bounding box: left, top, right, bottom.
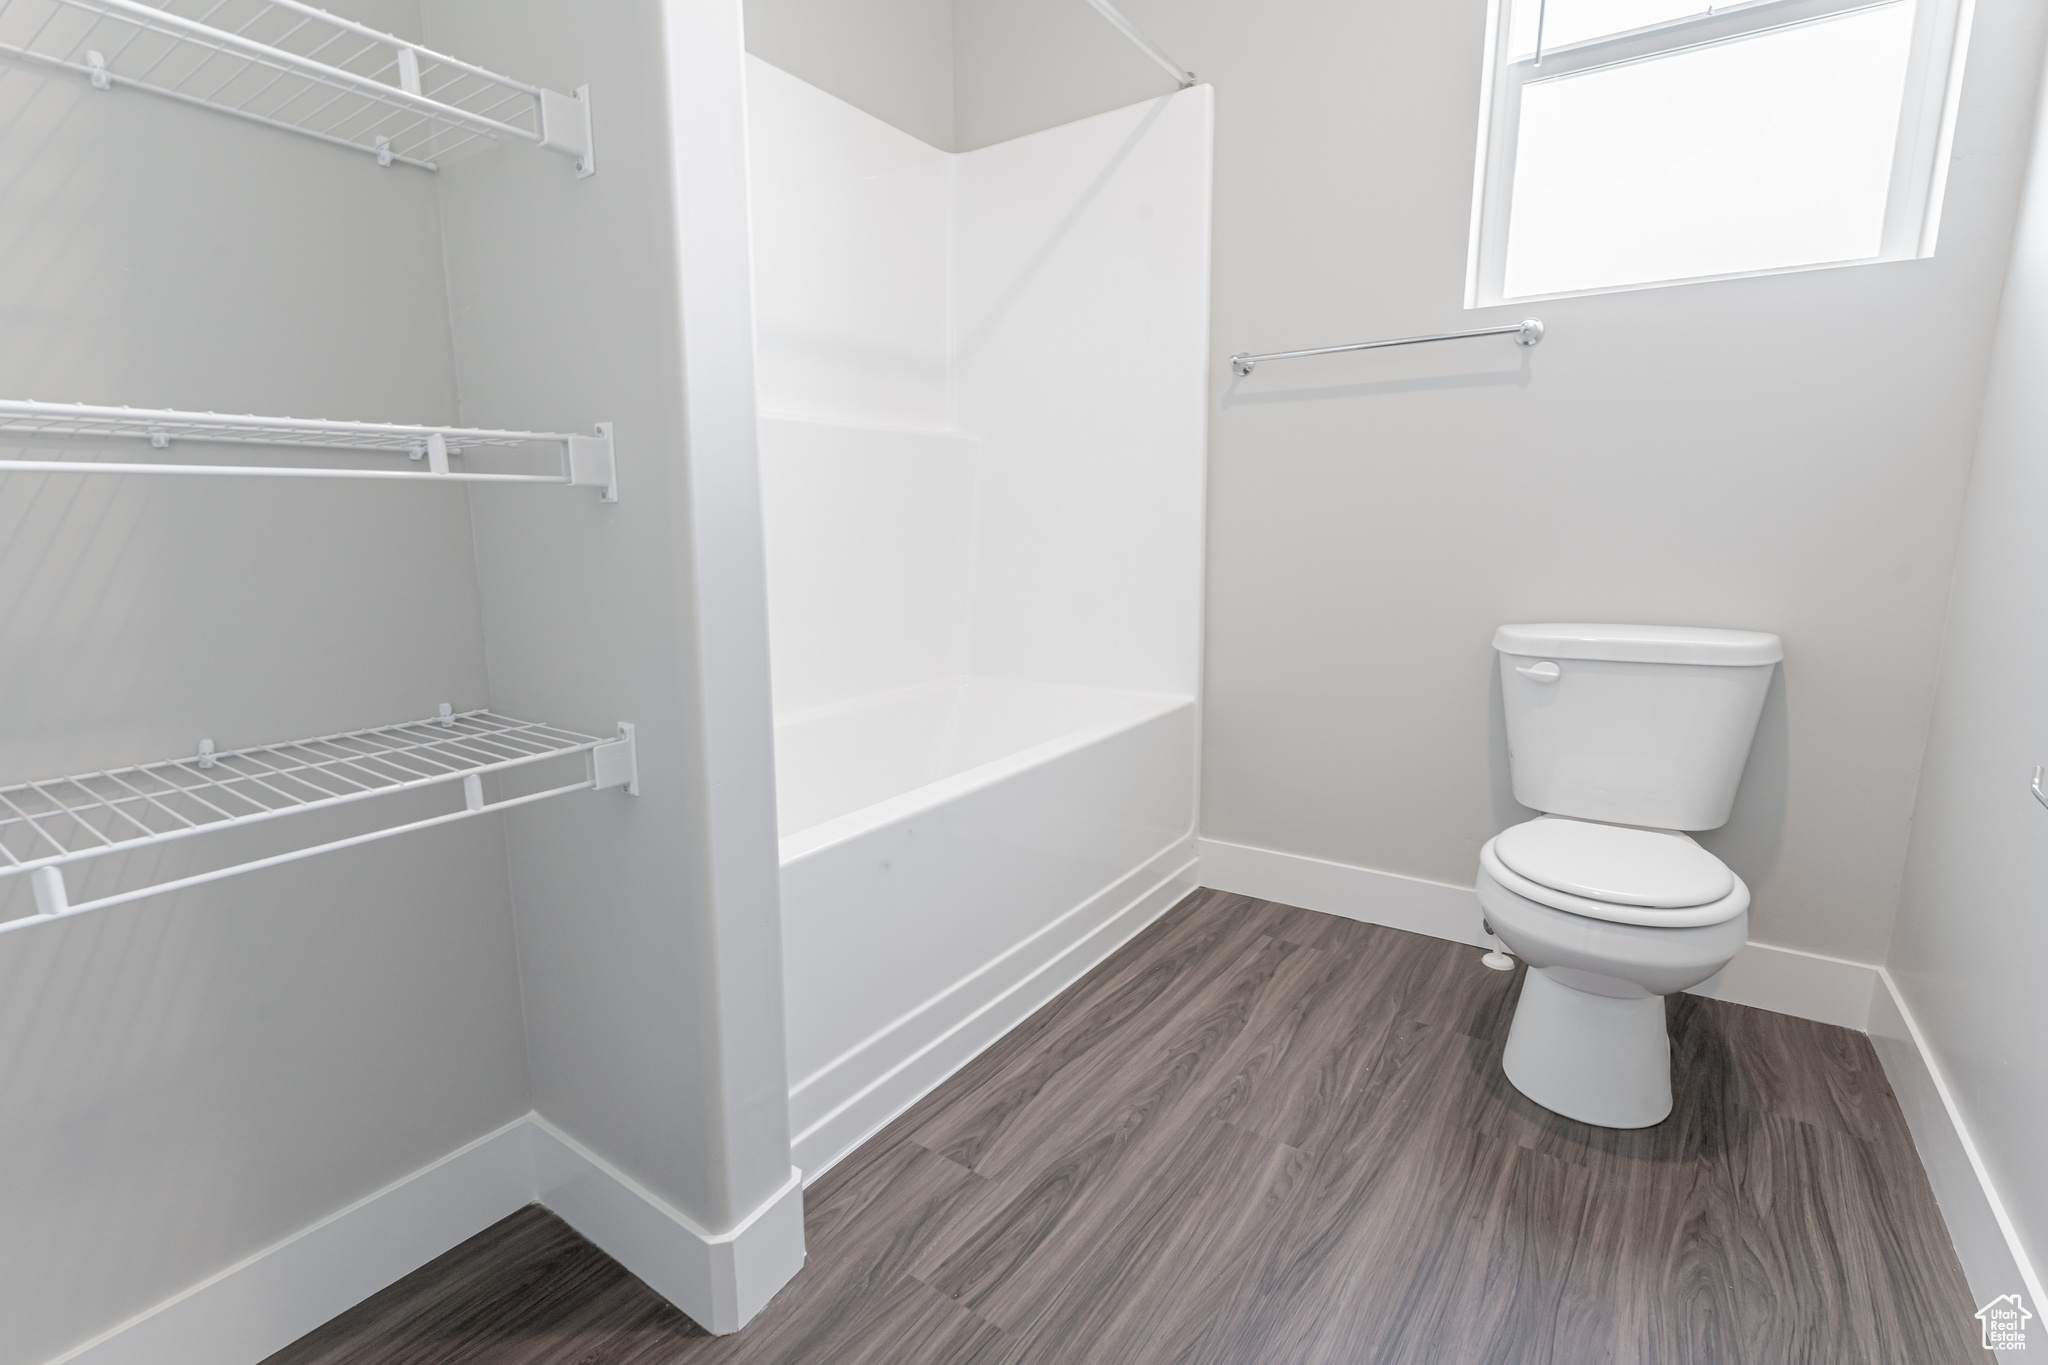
395, 46, 422, 96
32, 866, 68, 917
539, 85, 596, 179
568, 422, 618, 502
592, 722, 639, 796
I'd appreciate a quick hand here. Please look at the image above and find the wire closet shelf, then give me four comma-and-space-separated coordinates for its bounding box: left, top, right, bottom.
0, 709, 638, 932
0, 0, 593, 173
0, 401, 618, 499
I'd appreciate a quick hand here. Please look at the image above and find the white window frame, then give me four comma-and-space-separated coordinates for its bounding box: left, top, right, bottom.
1465, 0, 1974, 306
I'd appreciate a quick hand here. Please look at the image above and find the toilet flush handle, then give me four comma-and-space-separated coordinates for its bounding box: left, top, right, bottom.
1515, 661, 1562, 683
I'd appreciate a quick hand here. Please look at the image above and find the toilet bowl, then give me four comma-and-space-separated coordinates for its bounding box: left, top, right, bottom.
1485, 622, 1781, 1130
1478, 816, 1748, 1127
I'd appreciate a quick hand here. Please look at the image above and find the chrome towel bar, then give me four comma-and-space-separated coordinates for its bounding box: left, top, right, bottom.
1231, 318, 1545, 377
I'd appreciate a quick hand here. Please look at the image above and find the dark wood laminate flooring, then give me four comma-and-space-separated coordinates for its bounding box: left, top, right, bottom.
268, 890, 1987, 1365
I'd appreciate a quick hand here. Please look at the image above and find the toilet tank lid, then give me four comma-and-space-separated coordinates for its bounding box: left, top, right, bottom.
1493, 623, 1783, 666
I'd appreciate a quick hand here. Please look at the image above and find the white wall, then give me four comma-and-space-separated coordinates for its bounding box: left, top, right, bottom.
1888, 59, 2048, 1311
744, 0, 955, 151
0, 5, 531, 1360
943, 0, 2048, 972
426, 0, 798, 1245
952, 0, 1190, 151
743, 0, 1185, 154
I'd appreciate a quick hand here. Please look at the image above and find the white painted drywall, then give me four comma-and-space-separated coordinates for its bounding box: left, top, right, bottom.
0, 4, 532, 1360
425, 0, 799, 1258
740, 0, 1191, 154
1887, 53, 2048, 1312
952, 0, 1194, 151
745, 0, 956, 151
951, 0, 2048, 969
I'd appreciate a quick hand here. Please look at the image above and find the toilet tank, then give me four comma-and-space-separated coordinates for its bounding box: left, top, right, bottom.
1495, 624, 1782, 830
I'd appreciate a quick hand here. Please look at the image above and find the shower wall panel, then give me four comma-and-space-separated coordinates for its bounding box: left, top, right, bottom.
758, 417, 980, 716
953, 90, 1214, 698
747, 57, 954, 430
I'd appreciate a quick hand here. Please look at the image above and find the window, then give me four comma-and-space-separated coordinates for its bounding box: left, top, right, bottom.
1467, 0, 1969, 303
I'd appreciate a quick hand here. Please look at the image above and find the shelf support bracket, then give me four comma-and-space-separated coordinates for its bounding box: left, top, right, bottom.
592, 722, 639, 796
32, 866, 69, 917
538, 85, 596, 179
568, 422, 617, 502
395, 46, 422, 96
85, 50, 109, 90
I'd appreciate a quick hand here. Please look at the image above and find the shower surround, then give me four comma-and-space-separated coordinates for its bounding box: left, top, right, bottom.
745, 59, 1212, 1177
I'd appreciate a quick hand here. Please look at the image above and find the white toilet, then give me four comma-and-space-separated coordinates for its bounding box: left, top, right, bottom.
1479, 623, 1782, 1129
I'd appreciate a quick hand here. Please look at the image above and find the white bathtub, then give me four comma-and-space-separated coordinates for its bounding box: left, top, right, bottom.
776, 677, 1199, 1177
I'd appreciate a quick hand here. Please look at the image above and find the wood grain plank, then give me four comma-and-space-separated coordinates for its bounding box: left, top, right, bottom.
908, 895, 1291, 1172
264, 894, 1988, 1365
1696, 996, 1903, 1145
728, 1139, 993, 1358
982, 1118, 1310, 1365
1727, 1108, 1989, 1364
910, 934, 1312, 1324
261, 1204, 697, 1365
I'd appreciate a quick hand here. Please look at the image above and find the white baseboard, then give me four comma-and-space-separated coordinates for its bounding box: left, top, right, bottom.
1197, 837, 1491, 948
1196, 837, 1878, 1030
51, 1115, 538, 1365
1687, 939, 1876, 1030
528, 1116, 804, 1334
46, 1114, 806, 1365
789, 838, 1200, 1181
1869, 968, 2043, 1358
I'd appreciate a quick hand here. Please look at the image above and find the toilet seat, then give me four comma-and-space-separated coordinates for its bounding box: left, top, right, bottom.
1494, 817, 1732, 907
1480, 818, 1748, 928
